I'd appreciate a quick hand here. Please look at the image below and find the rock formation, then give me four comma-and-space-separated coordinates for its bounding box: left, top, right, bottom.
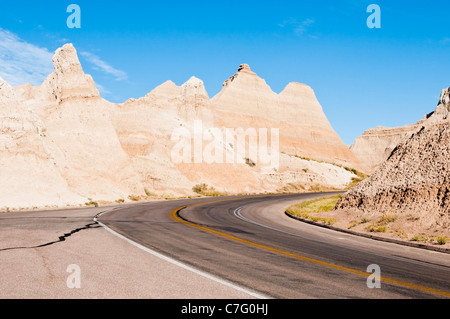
212, 64, 364, 171
336, 88, 450, 238
351, 88, 450, 173
350, 124, 420, 172
0, 44, 362, 209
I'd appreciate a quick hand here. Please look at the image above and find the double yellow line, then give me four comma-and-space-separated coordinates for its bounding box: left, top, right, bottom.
169, 198, 450, 298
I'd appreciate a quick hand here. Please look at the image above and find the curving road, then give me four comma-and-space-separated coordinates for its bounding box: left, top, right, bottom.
99, 193, 450, 299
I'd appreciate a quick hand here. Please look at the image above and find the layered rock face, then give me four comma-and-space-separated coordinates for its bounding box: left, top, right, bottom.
336, 88, 450, 235
39, 44, 143, 200
113, 77, 214, 194
212, 64, 363, 170
0, 44, 143, 207
0, 45, 362, 208
0, 75, 84, 207
350, 124, 420, 172
351, 88, 450, 172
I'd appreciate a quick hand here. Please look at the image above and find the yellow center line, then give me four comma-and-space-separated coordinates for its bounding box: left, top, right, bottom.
169, 198, 450, 298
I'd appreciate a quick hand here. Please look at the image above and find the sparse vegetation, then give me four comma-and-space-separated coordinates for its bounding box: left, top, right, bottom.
364, 211, 398, 233
437, 236, 448, 245
85, 198, 99, 207
347, 217, 370, 229
368, 225, 387, 233
286, 195, 341, 225
128, 195, 141, 202
192, 183, 227, 197
378, 211, 398, 225
115, 198, 125, 204
411, 233, 428, 242
348, 221, 358, 229
286, 153, 369, 189
245, 157, 256, 167
144, 188, 159, 198
393, 227, 408, 239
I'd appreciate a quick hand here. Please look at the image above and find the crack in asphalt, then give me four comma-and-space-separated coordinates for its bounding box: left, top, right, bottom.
0, 222, 100, 252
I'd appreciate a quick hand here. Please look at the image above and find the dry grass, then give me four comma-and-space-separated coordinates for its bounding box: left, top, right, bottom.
192, 183, 228, 197
286, 195, 342, 225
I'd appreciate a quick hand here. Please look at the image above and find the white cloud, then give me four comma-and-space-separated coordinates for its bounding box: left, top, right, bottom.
0, 28, 53, 86
94, 82, 111, 96
80, 51, 128, 81
294, 18, 315, 36
279, 17, 317, 38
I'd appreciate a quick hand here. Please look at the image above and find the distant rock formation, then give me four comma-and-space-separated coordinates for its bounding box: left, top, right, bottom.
350, 124, 420, 172
351, 87, 450, 173
336, 88, 450, 238
0, 44, 363, 209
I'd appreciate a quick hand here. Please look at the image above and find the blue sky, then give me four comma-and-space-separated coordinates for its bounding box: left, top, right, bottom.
0, 0, 449, 145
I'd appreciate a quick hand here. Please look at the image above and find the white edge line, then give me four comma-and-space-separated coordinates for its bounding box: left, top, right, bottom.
94, 209, 270, 300
234, 206, 303, 238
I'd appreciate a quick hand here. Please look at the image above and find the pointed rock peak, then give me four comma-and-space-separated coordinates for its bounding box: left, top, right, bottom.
181, 76, 209, 100
151, 80, 179, 93
438, 87, 450, 106
280, 82, 314, 96
42, 43, 100, 102
238, 64, 251, 72
221, 64, 258, 89
182, 76, 204, 89
52, 43, 83, 74
159, 80, 178, 89
236, 63, 257, 76
142, 80, 181, 100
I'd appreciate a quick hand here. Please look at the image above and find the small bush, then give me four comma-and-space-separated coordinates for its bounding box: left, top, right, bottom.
378, 212, 398, 226
128, 195, 141, 202
85, 198, 98, 207
368, 225, 386, 233
348, 221, 358, 229
437, 236, 448, 245
193, 183, 209, 194
245, 158, 256, 167
376, 226, 387, 233
192, 183, 226, 197
410, 233, 428, 242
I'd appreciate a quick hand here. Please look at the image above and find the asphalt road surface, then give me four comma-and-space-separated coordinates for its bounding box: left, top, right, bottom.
99, 193, 450, 299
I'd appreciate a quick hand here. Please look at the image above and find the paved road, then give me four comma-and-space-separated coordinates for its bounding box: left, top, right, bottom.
99, 193, 450, 299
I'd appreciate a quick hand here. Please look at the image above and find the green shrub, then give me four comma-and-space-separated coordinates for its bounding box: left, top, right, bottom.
128, 195, 141, 201
85, 198, 98, 207
437, 236, 448, 245
192, 183, 227, 197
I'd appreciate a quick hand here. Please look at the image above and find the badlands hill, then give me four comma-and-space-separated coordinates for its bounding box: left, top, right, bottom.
350, 124, 420, 173
351, 88, 450, 173
0, 44, 363, 209
334, 88, 450, 243
212, 64, 362, 169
